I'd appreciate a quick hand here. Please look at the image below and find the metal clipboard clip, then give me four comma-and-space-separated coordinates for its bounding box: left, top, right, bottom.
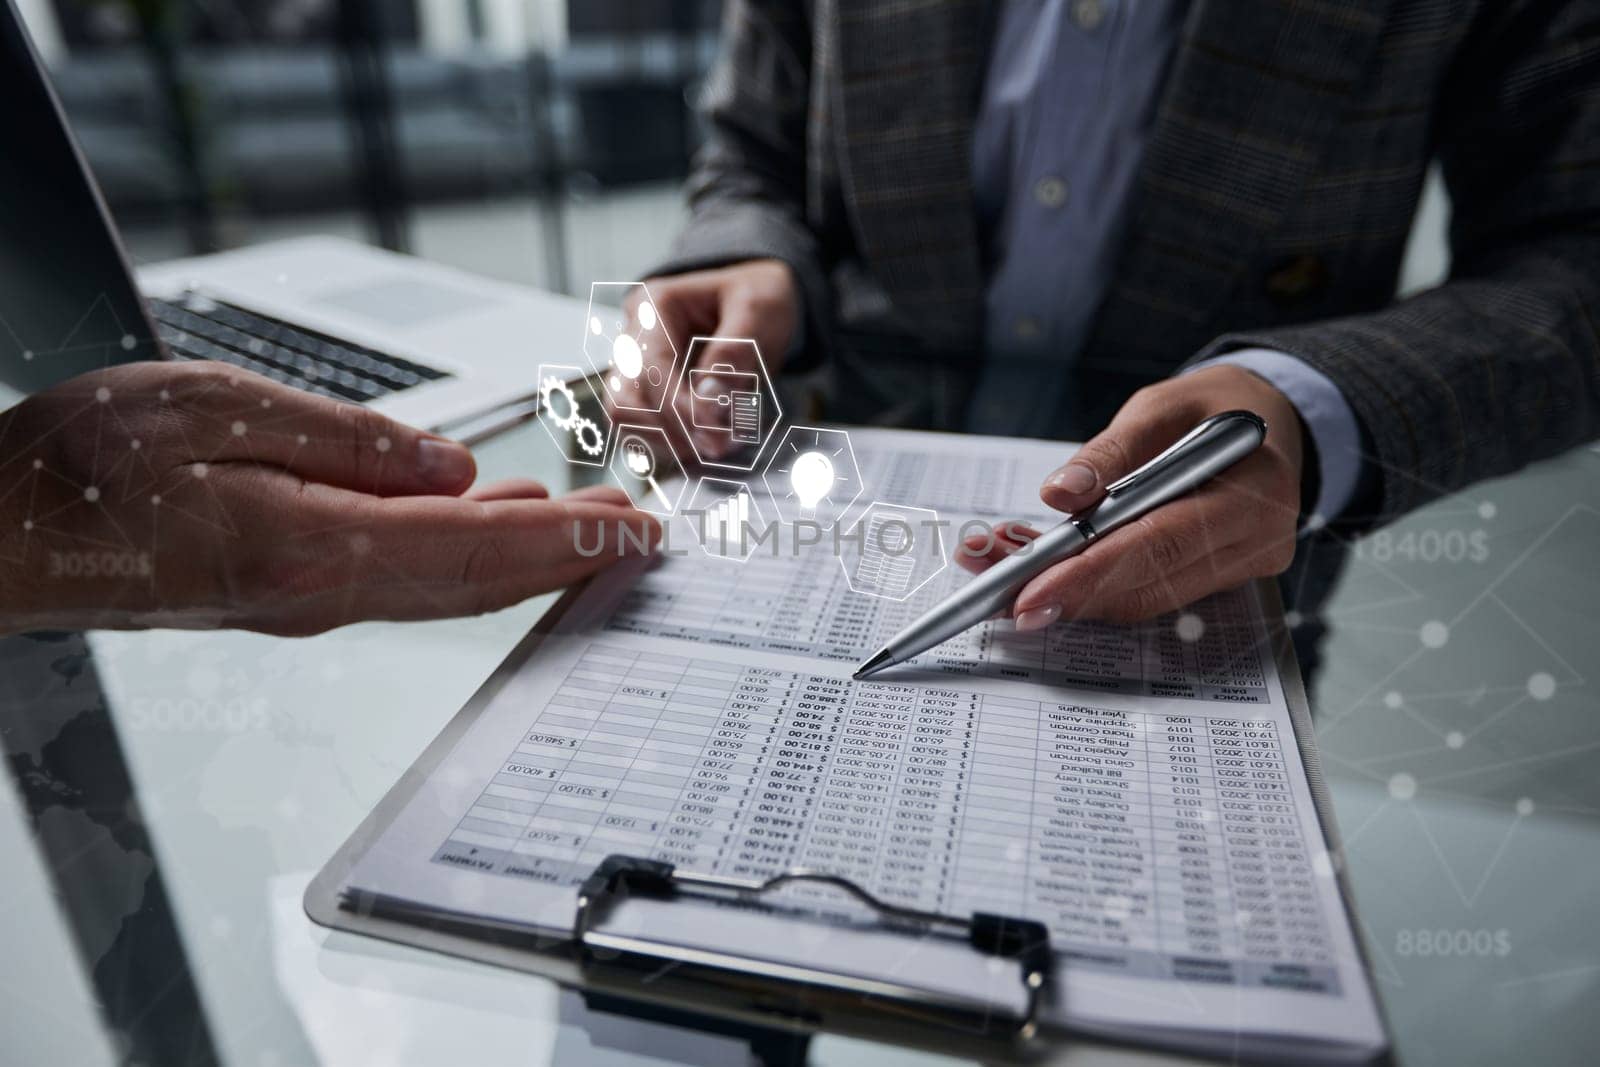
572, 854, 1053, 1044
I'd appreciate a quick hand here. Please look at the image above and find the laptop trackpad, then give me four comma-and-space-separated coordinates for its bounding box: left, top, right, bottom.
316, 277, 497, 327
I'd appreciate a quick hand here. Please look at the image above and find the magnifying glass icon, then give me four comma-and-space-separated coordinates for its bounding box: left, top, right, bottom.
621, 434, 672, 512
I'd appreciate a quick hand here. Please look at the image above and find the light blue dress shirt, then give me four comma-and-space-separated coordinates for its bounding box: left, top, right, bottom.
969, 0, 1364, 521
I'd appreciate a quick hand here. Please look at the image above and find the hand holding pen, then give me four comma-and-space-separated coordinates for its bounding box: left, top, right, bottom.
857, 366, 1307, 677
968, 366, 1308, 628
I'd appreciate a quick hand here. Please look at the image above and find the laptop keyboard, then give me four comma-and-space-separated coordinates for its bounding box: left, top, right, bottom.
149, 293, 451, 403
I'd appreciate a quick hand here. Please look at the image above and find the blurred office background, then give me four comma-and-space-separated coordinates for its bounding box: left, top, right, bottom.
13, 0, 1452, 302
15, 0, 715, 294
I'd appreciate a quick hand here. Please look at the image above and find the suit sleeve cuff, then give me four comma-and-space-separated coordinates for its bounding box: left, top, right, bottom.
1185, 347, 1366, 525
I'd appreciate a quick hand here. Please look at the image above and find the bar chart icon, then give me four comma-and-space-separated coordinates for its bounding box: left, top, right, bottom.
706, 489, 752, 555
687, 477, 768, 562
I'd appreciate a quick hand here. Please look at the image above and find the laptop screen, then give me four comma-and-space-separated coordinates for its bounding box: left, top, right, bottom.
0, 0, 156, 394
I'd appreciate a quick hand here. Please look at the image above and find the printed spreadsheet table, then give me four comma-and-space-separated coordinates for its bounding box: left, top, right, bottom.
340, 428, 1386, 1059
432, 644, 1336, 992
605, 546, 1270, 704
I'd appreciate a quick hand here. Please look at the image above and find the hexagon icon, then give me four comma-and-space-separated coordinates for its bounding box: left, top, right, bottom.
585, 281, 680, 415
683, 477, 772, 562
608, 424, 686, 516
536, 363, 612, 468
761, 426, 864, 529
671, 337, 781, 473
838, 502, 948, 602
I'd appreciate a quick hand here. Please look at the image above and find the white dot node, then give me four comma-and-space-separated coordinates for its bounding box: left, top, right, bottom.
1420, 620, 1449, 649
375, 436, 391, 453
22, 520, 32, 531
32, 458, 42, 470
232, 421, 246, 436
590, 315, 603, 335
193, 463, 209, 479
1446, 731, 1464, 749
120, 334, 136, 350
95, 387, 111, 403
1515, 797, 1535, 817
1304, 512, 1327, 532
297, 434, 308, 446
261, 398, 272, 409
1388, 772, 1417, 800
608, 373, 621, 391
160, 390, 171, 401
83, 486, 100, 502
1175, 612, 1205, 642
1383, 690, 1403, 709
130, 439, 141, 451
1527, 672, 1557, 701
612, 333, 644, 378
21, 350, 32, 361
150, 495, 161, 506
1478, 502, 1496, 520
638, 301, 658, 331
1285, 610, 1303, 629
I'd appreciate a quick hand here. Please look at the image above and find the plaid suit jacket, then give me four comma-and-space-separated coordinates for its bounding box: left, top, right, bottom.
661, 0, 1600, 526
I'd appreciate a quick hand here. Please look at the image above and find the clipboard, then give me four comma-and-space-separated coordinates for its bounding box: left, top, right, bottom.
305, 576, 1391, 1061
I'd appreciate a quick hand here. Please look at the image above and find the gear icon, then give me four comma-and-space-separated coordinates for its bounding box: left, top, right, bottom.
540, 375, 580, 431
573, 416, 606, 458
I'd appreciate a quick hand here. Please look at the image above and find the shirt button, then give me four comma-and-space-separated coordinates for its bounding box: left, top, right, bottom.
1015, 317, 1042, 340
1071, 0, 1106, 31
1034, 175, 1068, 208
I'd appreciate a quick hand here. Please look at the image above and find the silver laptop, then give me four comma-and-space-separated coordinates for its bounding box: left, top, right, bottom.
0, 0, 580, 440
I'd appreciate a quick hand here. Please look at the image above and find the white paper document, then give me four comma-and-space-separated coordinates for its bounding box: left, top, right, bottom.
343, 428, 1386, 1062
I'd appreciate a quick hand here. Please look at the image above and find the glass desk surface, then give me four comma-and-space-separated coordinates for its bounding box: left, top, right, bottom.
5, 420, 1598, 1067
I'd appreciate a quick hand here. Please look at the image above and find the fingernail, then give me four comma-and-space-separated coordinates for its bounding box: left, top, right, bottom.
1047, 464, 1097, 495
1014, 604, 1062, 632
417, 438, 474, 489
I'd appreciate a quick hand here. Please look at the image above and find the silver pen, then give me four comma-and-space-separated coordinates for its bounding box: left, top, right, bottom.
853, 410, 1268, 680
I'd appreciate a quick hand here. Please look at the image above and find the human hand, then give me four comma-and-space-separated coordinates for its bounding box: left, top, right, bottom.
957, 365, 1304, 626
614, 259, 798, 461
0, 361, 658, 636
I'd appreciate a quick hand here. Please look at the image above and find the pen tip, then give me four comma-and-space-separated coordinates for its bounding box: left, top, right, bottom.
854, 648, 894, 680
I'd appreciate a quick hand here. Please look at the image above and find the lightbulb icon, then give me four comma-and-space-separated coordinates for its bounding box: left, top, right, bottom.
789, 451, 835, 511
761, 426, 863, 528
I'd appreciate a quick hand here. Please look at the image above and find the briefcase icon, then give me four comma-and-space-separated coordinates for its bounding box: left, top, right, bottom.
689, 364, 762, 443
